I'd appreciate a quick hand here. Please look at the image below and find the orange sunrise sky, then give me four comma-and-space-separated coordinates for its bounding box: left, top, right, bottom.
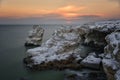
0, 0, 120, 24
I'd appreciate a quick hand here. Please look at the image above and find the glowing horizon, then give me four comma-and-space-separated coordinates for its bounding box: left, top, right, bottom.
0, 0, 120, 24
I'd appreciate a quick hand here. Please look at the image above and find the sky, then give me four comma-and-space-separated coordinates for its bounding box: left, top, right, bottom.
0, 0, 120, 24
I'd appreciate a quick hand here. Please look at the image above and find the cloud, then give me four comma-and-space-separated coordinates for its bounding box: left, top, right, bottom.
79, 15, 102, 19
0, 5, 86, 18
57, 5, 85, 13
116, 0, 120, 5
55, 5, 86, 18
64, 14, 103, 21
0, 13, 103, 24
109, 0, 120, 5
0, 5, 104, 24
0, 0, 2, 7
0, 5, 105, 21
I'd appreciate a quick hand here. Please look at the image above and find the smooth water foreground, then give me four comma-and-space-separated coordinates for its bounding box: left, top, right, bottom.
0, 25, 64, 80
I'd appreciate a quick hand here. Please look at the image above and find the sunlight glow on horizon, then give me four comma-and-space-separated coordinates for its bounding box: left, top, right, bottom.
0, 5, 107, 18
0, 0, 120, 24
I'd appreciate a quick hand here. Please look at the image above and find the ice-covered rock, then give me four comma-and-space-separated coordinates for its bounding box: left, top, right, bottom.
24, 26, 85, 70
102, 59, 119, 80
84, 20, 120, 32
81, 52, 102, 69
102, 30, 120, 80
115, 70, 120, 80
105, 30, 120, 62
82, 20, 120, 80
81, 20, 120, 53
102, 59, 119, 71
25, 25, 44, 46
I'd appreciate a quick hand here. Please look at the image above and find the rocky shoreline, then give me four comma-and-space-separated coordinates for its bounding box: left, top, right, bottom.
24, 20, 120, 80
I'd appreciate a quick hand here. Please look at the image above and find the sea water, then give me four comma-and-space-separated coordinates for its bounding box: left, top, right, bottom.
0, 25, 64, 80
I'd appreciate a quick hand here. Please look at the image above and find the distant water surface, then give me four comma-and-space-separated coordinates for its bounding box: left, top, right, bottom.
0, 25, 64, 80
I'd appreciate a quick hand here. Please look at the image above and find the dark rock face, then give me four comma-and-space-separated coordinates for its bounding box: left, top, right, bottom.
24, 43, 40, 47
85, 29, 108, 46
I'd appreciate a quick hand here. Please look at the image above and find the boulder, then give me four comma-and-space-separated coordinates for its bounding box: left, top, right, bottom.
102, 30, 120, 80
81, 52, 102, 69
105, 30, 120, 62
82, 20, 120, 53
25, 25, 44, 46
102, 59, 119, 80
24, 26, 84, 70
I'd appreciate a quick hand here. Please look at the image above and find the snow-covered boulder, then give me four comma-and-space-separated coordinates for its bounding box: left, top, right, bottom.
105, 30, 120, 62
25, 25, 44, 46
102, 30, 120, 80
81, 52, 102, 69
81, 20, 120, 53
24, 26, 85, 70
102, 59, 119, 80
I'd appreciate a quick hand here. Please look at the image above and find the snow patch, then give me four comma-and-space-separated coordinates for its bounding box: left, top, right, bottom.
102, 59, 119, 70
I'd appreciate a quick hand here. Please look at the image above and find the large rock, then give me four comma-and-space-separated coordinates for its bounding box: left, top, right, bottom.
83, 21, 120, 52
105, 30, 120, 62
102, 30, 120, 80
102, 59, 119, 80
25, 25, 44, 46
81, 52, 102, 69
81, 20, 120, 80
24, 26, 85, 70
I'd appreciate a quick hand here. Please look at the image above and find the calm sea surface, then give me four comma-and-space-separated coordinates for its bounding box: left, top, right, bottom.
0, 25, 64, 80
